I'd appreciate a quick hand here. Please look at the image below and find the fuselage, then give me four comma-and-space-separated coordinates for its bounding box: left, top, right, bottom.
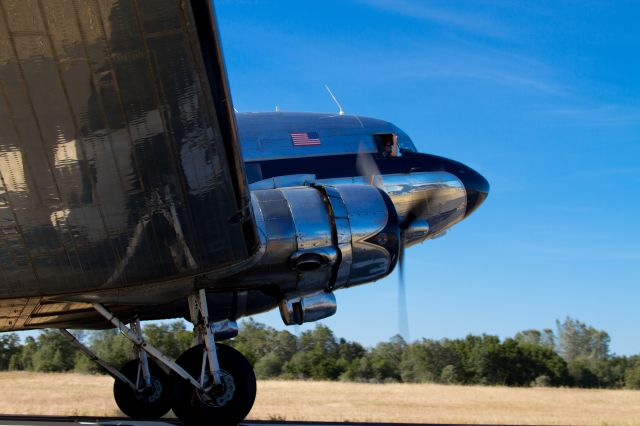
236, 112, 489, 243
0, 110, 489, 331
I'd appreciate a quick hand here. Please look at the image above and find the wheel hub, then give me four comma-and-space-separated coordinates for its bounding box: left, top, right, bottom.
197, 369, 236, 407
135, 377, 163, 403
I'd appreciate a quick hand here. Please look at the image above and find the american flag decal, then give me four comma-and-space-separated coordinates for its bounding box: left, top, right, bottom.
290, 131, 321, 146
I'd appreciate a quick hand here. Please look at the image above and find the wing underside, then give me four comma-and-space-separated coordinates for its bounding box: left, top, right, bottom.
0, 0, 257, 330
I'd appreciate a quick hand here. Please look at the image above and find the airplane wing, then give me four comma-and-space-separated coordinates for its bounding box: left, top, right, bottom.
0, 0, 258, 330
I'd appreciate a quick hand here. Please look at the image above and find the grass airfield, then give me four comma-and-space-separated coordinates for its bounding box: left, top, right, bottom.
0, 372, 639, 425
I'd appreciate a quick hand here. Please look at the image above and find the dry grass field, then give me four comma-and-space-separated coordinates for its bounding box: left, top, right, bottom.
0, 371, 639, 425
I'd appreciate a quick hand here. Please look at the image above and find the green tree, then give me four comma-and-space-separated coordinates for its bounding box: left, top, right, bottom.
89, 329, 136, 370
230, 319, 297, 378
514, 329, 555, 348
335, 338, 366, 380
518, 342, 569, 386
469, 335, 512, 385
556, 317, 610, 362
283, 324, 341, 380
231, 319, 282, 366
555, 318, 611, 387
342, 354, 374, 382
13, 336, 38, 371
0, 333, 21, 370
625, 365, 640, 389
269, 329, 298, 366
368, 335, 406, 382
400, 339, 459, 383
440, 365, 457, 383
32, 330, 78, 372
254, 352, 283, 379
144, 321, 193, 360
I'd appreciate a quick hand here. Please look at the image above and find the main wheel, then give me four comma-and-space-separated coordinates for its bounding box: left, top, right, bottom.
170, 344, 256, 426
113, 359, 171, 419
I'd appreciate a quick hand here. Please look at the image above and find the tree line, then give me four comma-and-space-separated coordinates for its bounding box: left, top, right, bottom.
1, 317, 639, 389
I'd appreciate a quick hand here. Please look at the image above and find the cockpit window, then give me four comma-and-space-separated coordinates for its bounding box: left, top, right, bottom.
398, 137, 417, 153
389, 125, 417, 153
374, 133, 399, 157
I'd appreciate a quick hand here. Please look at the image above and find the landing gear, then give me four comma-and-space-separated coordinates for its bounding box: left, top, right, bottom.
113, 359, 171, 418
72, 289, 256, 425
59, 322, 171, 420
170, 344, 256, 426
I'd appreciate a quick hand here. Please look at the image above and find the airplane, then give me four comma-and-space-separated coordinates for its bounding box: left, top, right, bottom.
0, 0, 488, 425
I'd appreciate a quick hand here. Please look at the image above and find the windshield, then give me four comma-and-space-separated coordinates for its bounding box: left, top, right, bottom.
398, 137, 417, 153
391, 125, 417, 153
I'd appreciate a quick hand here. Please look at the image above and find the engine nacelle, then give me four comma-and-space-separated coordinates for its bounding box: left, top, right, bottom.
279, 290, 337, 325
224, 184, 399, 324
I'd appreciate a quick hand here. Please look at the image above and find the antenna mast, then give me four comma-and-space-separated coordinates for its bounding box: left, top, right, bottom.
324, 84, 345, 116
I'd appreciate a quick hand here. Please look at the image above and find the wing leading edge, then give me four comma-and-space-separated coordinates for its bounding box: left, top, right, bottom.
0, 0, 257, 330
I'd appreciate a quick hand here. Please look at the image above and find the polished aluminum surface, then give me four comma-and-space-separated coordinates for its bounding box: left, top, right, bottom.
321, 185, 353, 289
278, 290, 337, 325
381, 172, 467, 244
209, 319, 238, 341
230, 183, 398, 298
317, 171, 467, 246
231, 186, 337, 293
329, 184, 397, 287
237, 112, 417, 162
0, 0, 257, 320
249, 174, 316, 190
281, 186, 334, 293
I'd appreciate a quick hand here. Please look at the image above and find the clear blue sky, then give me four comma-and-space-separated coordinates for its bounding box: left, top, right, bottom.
216, 0, 640, 355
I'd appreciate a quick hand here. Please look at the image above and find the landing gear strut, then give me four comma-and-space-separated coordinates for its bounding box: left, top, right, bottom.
59, 324, 171, 419
65, 289, 256, 425
171, 291, 256, 425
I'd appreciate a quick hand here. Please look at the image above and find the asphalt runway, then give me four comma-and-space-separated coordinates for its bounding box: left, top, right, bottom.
0, 417, 477, 426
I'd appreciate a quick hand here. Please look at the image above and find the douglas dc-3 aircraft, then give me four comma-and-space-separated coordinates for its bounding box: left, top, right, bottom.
0, 0, 488, 424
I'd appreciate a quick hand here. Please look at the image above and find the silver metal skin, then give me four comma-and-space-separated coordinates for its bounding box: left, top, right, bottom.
379, 172, 467, 244
237, 112, 418, 162
209, 319, 239, 341
281, 186, 333, 293
321, 186, 353, 289
330, 184, 395, 287
252, 171, 467, 248
403, 219, 430, 244
316, 172, 466, 247
249, 174, 316, 190
279, 290, 338, 326
228, 184, 399, 297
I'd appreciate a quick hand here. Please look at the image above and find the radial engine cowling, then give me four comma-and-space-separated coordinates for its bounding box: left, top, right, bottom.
227, 184, 400, 324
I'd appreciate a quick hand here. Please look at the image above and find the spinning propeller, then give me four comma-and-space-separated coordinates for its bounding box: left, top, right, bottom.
356, 148, 428, 341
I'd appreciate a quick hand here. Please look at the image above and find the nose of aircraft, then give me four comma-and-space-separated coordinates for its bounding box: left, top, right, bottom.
455, 164, 489, 218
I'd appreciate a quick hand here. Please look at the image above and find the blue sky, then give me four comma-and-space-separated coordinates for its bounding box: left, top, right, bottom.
216, 0, 640, 355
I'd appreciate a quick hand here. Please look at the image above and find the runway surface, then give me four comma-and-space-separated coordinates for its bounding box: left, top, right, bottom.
0, 416, 475, 426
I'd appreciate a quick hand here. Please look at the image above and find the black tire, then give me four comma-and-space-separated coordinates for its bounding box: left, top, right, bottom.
170, 344, 256, 426
113, 359, 171, 419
